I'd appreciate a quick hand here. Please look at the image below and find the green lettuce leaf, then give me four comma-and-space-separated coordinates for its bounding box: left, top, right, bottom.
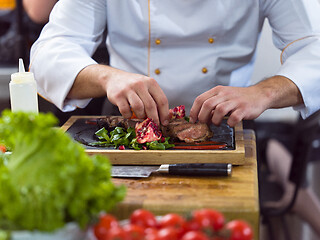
0, 110, 126, 231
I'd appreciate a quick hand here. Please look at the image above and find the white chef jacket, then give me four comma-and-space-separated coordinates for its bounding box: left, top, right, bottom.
30, 0, 320, 118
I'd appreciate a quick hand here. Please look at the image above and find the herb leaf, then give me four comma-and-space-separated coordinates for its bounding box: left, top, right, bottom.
93, 127, 174, 150
95, 127, 110, 142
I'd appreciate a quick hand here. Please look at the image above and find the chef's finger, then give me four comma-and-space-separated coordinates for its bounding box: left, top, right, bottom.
189, 95, 206, 123
211, 101, 236, 126
189, 88, 216, 123
128, 93, 146, 119
117, 99, 132, 119
227, 109, 245, 127
197, 95, 226, 123
137, 89, 160, 125
149, 86, 170, 126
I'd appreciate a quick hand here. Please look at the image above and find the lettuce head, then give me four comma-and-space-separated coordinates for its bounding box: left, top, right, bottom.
0, 110, 126, 231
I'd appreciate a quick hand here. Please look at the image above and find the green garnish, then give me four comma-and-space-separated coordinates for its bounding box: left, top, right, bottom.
146, 137, 175, 150
91, 127, 174, 150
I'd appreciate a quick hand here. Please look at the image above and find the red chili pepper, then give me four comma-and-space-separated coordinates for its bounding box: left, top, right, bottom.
173, 144, 227, 150
85, 119, 98, 125
174, 141, 224, 146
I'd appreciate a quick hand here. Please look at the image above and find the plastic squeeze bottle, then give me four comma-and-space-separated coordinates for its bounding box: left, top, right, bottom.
9, 58, 39, 113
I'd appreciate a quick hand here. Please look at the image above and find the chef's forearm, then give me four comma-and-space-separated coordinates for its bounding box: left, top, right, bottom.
252, 75, 303, 109
23, 0, 58, 24
67, 64, 110, 99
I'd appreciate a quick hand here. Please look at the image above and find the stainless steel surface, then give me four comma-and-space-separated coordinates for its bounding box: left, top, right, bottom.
157, 164, 169, 173
111, 165, 159, 178
227, 163, 232, 176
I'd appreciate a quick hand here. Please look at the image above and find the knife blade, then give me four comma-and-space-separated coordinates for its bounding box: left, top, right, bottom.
111, 163, 232, 178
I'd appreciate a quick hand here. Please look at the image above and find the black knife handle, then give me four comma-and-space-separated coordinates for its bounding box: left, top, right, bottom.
168, 163, 232, 177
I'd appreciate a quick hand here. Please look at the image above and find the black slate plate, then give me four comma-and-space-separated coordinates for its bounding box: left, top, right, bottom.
66, 118, 235, 150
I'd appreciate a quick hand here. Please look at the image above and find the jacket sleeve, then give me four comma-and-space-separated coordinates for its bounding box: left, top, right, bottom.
30, 0, 107, 111
261, 0, 320, 118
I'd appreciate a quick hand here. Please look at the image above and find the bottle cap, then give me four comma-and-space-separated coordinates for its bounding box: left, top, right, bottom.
19, 58, 25, 73
11, 58, 34, 84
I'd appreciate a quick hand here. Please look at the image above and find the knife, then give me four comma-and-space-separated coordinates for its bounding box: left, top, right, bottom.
111, 163, 232, 178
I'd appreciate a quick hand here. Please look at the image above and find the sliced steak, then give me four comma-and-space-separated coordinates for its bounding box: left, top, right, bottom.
161, 119, 213, 142
160, 118, 186, 137
176, 124, 213, 143
97, 116, 143, 131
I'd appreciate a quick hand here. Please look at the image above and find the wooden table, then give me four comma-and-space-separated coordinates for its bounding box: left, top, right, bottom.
61, 118, 259, 239
110, 129, 259, 239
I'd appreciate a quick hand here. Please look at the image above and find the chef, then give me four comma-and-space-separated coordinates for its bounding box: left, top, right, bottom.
30, 0, 320, 127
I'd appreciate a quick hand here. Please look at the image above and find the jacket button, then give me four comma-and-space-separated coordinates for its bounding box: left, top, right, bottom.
155, 39, 161, 45
202, 67, 208, 74
208, 38, 214, 44
155, 68, 161, 75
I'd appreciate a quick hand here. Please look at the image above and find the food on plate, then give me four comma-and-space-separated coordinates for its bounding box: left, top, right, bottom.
161, 118, 213, 143
91, 124, 174, 150
170, 105, 186, 119
172, 143, 227, 150
164, 105, 213, 143
94, 105, 214, 148
118, 145, 126, 150
93, 208, 254, 240
97, 116, 142, 131
135, 118, 162, 144
0, 110, 126, 232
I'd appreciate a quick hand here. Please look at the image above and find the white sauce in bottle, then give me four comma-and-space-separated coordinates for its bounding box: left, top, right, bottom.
9, 59, 38, 113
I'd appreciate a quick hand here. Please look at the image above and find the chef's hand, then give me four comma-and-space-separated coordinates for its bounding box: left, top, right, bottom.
189, 76, 303, 127
106, 68, 170, 126
189, 85, 266, 127
68, 65, 170, 126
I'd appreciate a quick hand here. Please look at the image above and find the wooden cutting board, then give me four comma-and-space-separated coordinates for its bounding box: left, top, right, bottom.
61, 116, 246, 165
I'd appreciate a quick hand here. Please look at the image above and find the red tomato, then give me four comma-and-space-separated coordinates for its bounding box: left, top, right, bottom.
189, 209, 225, 233
159, 213, 186, 238
184, 211, 208, 233
225, 220, 253, 240
181, 231, 209, 240
144, 228, 160, 240
144, 228, 159, 235
157, 227, 178, 240
130, 209, 157, 229
159, 213, 186, 229
106, 226, 129, 240
200, 209, 225, 231
123, 224, 145, 240
94, 214, 119, 240
0, 144, 6, 153
182, 218, 200, 232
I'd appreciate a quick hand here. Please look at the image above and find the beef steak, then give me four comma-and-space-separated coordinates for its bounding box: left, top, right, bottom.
161, 119, 213, 142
